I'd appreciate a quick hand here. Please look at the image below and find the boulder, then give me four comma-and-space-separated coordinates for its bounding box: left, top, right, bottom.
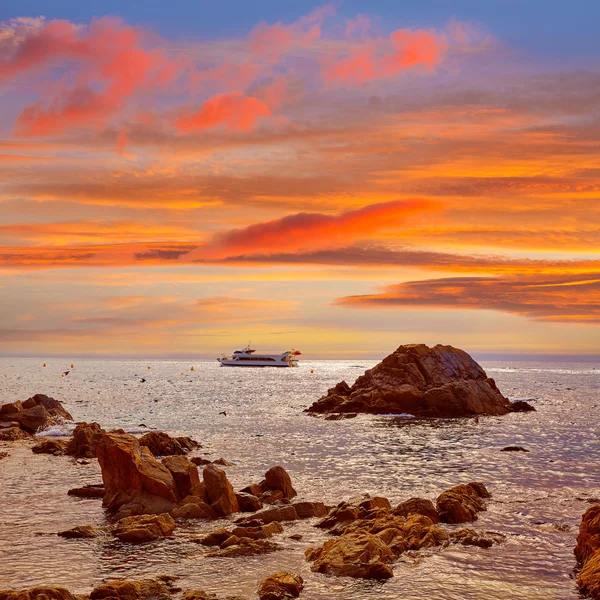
264, 466, 297, 499
510, 401, 536, 412
182, 591, 246, 600
500, 446, 530, 452
191, 457, 211, 466
139, 431, 199, 456
240, 483, 265, 497
68, 484, 105, 498
32, 438, 68, 455
393, 498, 440, 523
90, 580, 171, 600
449, 528, 505, 548
576, 504, 600, 599
258, 572, 303, 600
292, 501, 328, 519
306, 531, 394, 579
171, 499, 217, 520
236, 492, 263, 512
0, 451, 8, 460
162, 456, 200, 498
96, 431, 179, 518
207, 538, 279, 558
239, 505, 298, 525
203, 465, 239, 516
58, 525, 103, 539
0, 426, 31, 441
306, 344, 532, 417
436, 483, 490, 524
112, 513, 176, 543
0, 588, 77, 600
66, 422, 103, 458
0, 395, 73, 434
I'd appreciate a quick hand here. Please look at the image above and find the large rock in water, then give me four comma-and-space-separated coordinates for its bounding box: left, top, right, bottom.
0, 394, 73, 434
306, 344, 525, 417
576, 503, 600, 599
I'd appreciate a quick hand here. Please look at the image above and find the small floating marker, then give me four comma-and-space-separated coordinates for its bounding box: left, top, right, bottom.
190, 366, 195, 371
147, 366, 151, 370
43, 363, 46, 367
310, 369, 314, 374
71, 364, 74, 368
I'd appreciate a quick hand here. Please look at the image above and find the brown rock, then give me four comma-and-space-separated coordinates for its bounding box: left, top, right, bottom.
171, 499, 217, 520
393, 498, 440, 523
262, 490, 285, 504
212, 458, 232, 466
68, 484, 105, 498
500, 446, 530, 452
182, 591, 247, 600
258, 571, 303, 600
240, 505, 298, 525
90, 579, 171, 600
66, 422, 103, 458
306, 344, 519, 417
240, 483, 264, 497
0, 451, 8, 460
236, 492, 263, 512
293, 501, 328, 519
58, 525, 103, 539
207, 538, 279, 558
230, 522, 284, 540
436, 482, 490, 524
449, 528, 505, 548
359, 496, 391, 513
0, 401, 23, 418
315, 501, 361, 529
0, 587, 77, 600
203, 465, 239, 516
112, 513, 176, 543
96, 431, 178, 518
264, 466, 297, 499
198, 528, 232, 546
579, 553, 600, 600
191, 457, 211, 466
1, 395, 73, 434
576, 504, 600, 599
307, 531, 395, 579
139, 431, 199, 456
23, 394, 72, 420
162, 456, 200, 498
32, 438, 68, 455
510, 401, 536, 412
0, 426, 31, 441
0, 420, 20, 429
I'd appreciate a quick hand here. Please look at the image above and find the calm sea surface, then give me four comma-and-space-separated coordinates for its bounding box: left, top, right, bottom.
1, 358, 599, 599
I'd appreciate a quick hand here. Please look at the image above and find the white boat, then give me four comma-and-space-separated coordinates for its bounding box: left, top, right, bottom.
217, 344, 301, 367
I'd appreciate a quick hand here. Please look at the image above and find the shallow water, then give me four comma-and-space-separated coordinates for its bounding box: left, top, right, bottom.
1, 358, 599, 599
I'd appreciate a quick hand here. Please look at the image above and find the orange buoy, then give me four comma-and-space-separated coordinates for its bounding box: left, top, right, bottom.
71, 364, 74, 368
61, 374, 65, 378
190, 366, 194, 371
310, 369, 314, 374
148, 366, 151, 370
43, 363, 46, 367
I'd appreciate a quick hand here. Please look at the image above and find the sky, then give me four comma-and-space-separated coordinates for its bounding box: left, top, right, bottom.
0, 1, 599, 359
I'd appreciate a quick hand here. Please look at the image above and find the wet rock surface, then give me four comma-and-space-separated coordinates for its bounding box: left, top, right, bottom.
576, 503, 600, 599
0, 395, 72, 435
258, 571, 303, 600
112, 513, 176, 543
436, 482, 490, 523
306, 344, 533, 417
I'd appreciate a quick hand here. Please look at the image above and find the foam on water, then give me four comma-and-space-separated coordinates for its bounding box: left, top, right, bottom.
34, 419, 76, 437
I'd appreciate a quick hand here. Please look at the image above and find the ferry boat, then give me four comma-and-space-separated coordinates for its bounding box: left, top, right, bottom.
217, 344, 301, 367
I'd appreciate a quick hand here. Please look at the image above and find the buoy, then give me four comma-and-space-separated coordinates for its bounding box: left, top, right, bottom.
61, 374, 64, 378
71, 364, 74, 368
310, 369, 314, 374
148, 366, 151, 370
190, 366, 194, 371
43, 363, 46, 367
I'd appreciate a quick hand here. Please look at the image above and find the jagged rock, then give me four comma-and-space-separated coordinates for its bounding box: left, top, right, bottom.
238, 505, 298, 525
292, 501, 328, 519
262, 490, 285, 504
240, 483, 264, 497
0, 587, 77, 600
258, 571, 303, 600
212, 458, 232, 466
315, 494, 388, 530
500, 446, 530, 452
0, 395, 73, 434
139, 431, 198, 456
576, 504, 600, 599
68, 484, 105, 498
32, 438, 68, 455
0, 426, 32, 441
307, 344, 532, 417
436, 482, 490, 523
236, 492, 263, 512
203, 465, 239, 516
191, 457, 211, 466
162, 456, 200, 498
264, 466, 297, 499
207, 538, 279, 558
510, 401, 536, 412
393, 498, 440, 523
90, 579, 171, 600
200, 522, 283, 547
0, 451, 8, 460
112, 513, 176, 543
171, 499, 217, 520
58, 525, 103, 539
449, 528, 505, 548
324, 413, 357, 420
66, 422, 103, 458
198, 528, 232, 546
96, 431, 178, 518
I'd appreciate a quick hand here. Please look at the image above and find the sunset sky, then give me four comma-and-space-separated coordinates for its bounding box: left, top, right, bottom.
1, 1, 599, 358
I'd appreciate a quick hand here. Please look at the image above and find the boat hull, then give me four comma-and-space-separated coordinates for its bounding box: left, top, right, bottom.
218, 360, 298, 367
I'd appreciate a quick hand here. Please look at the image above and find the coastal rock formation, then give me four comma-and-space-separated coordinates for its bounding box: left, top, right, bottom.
96, 431, 179, 518
90, 580, 171, 600
0, 587, 77, 600
68, 484, 105, 498
449, 528, 505, 548
258, 572, 303, 600
0, 395, 73, 434
32, 438, 68, 455
203, 465, 239, 516
139, 431, 199, 456
264, 466, 297, 499
112, 513, 176, 543
436, 482, 490, 523
0, 426, 31, 441
66, 422, 103, 458
393, 498, 440, 523
58, 525, 103, 539
306, 344, 532, 417
575, 504, 600, 599
162, 456, 200, 498
182, 591, 247, 600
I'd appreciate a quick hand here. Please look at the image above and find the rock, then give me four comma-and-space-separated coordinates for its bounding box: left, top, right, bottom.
66, 422, 103, 458
58, 525, 103, 539
306, 344, 525, 417
510, 401, 536, 412
191, 457, 211, 466
0, 420, 20, 429
0, 426, 31, 441
436, 483, 490, 524
324, 413, 358, 420
289, 534, 303, 541
162, 456, 200, 498
230, 522, 284, 540
22, 394, 72, 420
182, 591, 247, 600
264, 466, 297, 499
32, 438, 68, 455
96, 431, 178, 518
112, 513, 176, 543
212, 458, 232, 466
90, 579, 171, 600
258, 571, 304, 600
0, 451, 8, 460
0, 587, 77, 600
449, 528, 505, 548
500, 446, 530, 452
292, 501, 328, 519
198, 528, 232, 546
0, 394, 73, 434
576, 504, 600, 599
315, 500, 362, 529
240, 483, 265, 497
306, 531, 395, 579
171, 499, 217, 520
207, 538, 279, 558
203, 465, 239, 516
261, 490, 285, 504
393, 498, 440, 523
68, 484, 105, 498
239, 505, 298, 525
139, 431, 199, 456
236, 492, 263, 512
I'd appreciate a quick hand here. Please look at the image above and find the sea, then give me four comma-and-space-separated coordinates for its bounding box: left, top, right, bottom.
1, 358, 599, 599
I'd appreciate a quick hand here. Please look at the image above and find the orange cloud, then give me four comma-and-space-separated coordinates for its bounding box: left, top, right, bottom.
337, 274, 600, 323
324, 28, 448, 85
199, 199, 439, 258
175, 92, 272, 133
